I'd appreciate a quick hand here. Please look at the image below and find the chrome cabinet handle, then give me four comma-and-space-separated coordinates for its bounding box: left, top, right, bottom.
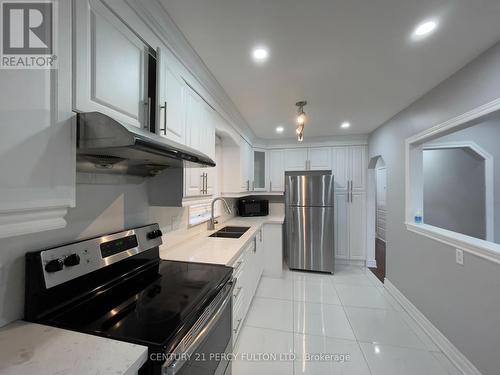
252, 180, 255, 191
233, 260, 243, 272
233, 318, 242, 334
144, 97, 151, 130
270, 181, 272, 191
253, 237, 257, 252
259, 229, 262, 242
160, 101, 167, 135
204, 173, 207, 194
200, 173, 205, 194
233, 286, 243, 299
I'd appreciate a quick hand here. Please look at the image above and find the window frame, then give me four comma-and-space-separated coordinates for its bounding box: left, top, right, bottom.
405, 97, 500, 265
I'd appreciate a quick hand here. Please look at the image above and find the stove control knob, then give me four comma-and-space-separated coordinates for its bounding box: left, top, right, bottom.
147, 229, 163, 240
64, 254, 80, 267
45, 259, 64, 273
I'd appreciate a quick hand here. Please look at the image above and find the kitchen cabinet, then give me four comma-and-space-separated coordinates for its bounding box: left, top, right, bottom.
308, 147, 331, 170
253, 149, 267, 191
240, 141, 253, 192
73, 0, 148, 129
284, 149, 308, 171
268, 150, 285, 192
232, 231, 264, 341
331, 147, 349, 190
350, 146, 367, 191
284, 147, 332, 171
335, 191, 366, 261
158, 47, 186, 144
0, 0, 75, 238
184, 86, 216, 197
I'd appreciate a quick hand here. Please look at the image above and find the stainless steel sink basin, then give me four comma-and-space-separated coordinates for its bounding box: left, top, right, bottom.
209, 226, 250, 238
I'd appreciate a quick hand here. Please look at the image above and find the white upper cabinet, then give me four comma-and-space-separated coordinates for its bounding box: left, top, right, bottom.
268, 150, 285, 192
158, 47, 186, 144
284, 149, 308, 171
73, 0, 147, 128
331, 147, 349, 190
0, 0, 75, 238
308, 147, 331, 170
331, 146, 367, 191
349, 146, 367, 191
253, 150, 267, 191
184, 86, 216, 197
240, 141, 253, 192
284, 147, 332, 171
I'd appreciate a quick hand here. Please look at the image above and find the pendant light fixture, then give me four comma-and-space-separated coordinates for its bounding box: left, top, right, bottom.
295, 101, 307, 142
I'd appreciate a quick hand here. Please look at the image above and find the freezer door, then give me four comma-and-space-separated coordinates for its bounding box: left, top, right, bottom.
286, 173, 334, 207
286, 206, 335, 273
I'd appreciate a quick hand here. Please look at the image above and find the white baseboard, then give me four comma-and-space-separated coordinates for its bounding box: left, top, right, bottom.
366, 259, 377, 268
335, 258, 365, 267
384, 279, 481, 375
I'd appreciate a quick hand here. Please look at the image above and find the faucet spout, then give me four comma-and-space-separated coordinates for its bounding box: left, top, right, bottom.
208, 197, 232, 230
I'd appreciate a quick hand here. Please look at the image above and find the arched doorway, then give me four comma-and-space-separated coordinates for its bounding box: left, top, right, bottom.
367, 155, 387, 282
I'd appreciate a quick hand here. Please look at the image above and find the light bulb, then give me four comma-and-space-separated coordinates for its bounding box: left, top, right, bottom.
297, 112, 306, 125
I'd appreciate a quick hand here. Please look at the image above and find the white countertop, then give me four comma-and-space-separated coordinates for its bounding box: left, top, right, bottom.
160, 215, 284, 266
0, 321, 148, 375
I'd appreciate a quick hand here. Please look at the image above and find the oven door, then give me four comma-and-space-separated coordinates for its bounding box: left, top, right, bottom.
163, 281, 234, 375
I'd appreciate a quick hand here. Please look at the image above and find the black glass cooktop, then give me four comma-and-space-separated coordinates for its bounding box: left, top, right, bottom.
44, 260, 232, 348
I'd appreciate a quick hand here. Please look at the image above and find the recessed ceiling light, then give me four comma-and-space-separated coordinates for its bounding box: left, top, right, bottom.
412, 20, 438, 39
275, 126, 284, 133
341, 122, 351, 129
252, 47, 269, 63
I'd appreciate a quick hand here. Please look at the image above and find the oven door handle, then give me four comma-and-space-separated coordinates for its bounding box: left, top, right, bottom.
162, 280, 234, 375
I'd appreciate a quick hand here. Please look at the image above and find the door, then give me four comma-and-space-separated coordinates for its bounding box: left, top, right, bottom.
158, 48, 186, 144
331, 147, 349, 191
73, 0, 147, 129
284, 149, 308, 171
334, 192, 349, 259
308, 148, 331, 170
349, 192, 367, 260
285, 173, 334, 207
184, 87, 204, 197
268, 150, 284, 192
287, 206, 335, 273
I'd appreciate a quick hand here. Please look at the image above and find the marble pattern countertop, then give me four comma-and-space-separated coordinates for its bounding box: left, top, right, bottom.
160, 215, 285, 266
0, 321, 148, 375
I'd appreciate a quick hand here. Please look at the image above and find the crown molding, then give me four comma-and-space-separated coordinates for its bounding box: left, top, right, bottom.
254, 134, 369, 149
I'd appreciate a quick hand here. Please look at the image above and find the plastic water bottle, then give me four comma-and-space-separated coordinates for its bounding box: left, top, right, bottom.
414, 210, 423, 224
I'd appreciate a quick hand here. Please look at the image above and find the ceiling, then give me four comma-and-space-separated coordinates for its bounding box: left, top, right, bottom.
160, 0, 500, 140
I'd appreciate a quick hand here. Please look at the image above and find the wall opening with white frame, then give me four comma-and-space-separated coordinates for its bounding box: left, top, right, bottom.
406, 98, 500, 265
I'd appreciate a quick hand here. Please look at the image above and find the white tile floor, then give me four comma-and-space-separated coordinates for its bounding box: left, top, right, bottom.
233, 266, 461, 375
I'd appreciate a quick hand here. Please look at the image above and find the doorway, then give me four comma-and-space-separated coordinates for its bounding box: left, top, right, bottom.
367, 156, 387, 282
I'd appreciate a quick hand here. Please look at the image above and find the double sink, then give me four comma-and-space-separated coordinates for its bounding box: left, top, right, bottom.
209, 226, 250, 239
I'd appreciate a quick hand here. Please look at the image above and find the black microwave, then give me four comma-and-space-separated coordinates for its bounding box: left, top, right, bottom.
238, 199, 269, 217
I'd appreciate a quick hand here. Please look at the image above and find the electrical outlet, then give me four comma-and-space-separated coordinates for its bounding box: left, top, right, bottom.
456, 249, 464, 266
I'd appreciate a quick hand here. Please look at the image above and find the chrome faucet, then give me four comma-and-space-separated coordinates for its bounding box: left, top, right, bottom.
208, 197, 232, 230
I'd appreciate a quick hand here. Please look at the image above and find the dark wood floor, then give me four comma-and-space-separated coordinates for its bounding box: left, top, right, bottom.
369, 238, 386, 283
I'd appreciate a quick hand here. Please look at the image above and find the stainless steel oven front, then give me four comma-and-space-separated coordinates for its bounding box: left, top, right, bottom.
162, 280, 234, 375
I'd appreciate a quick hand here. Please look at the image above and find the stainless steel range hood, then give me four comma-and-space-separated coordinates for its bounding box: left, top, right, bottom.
76, 112, 215, 177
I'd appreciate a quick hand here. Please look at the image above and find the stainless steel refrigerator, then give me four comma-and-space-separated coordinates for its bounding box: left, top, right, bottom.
285, 170, 335, 274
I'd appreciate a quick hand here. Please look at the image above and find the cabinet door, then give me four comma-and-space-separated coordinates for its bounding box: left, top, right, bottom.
284, 149, 308, 171
240, 141, 252, 192
253, 150, 267, 191
184, 88, 203, 197
331, 147, 349, 191
74, 0, 146, 128
349, 146, 367, 191
349, 193, 367, 260
158, 48, 186, 144
308, 147, 331, 170
268, 150, 284, 192
334, 192, 349, 259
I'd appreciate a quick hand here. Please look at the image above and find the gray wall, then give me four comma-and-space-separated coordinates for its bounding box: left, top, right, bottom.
434, 118, 500, 242
423, 148, 486, 240
369, 41, 500, 375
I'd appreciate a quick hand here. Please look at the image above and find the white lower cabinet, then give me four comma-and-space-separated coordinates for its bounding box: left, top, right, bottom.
231, 228, 265, 342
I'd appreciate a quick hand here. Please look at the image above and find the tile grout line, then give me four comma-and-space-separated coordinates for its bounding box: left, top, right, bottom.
332, 270, 375, 375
